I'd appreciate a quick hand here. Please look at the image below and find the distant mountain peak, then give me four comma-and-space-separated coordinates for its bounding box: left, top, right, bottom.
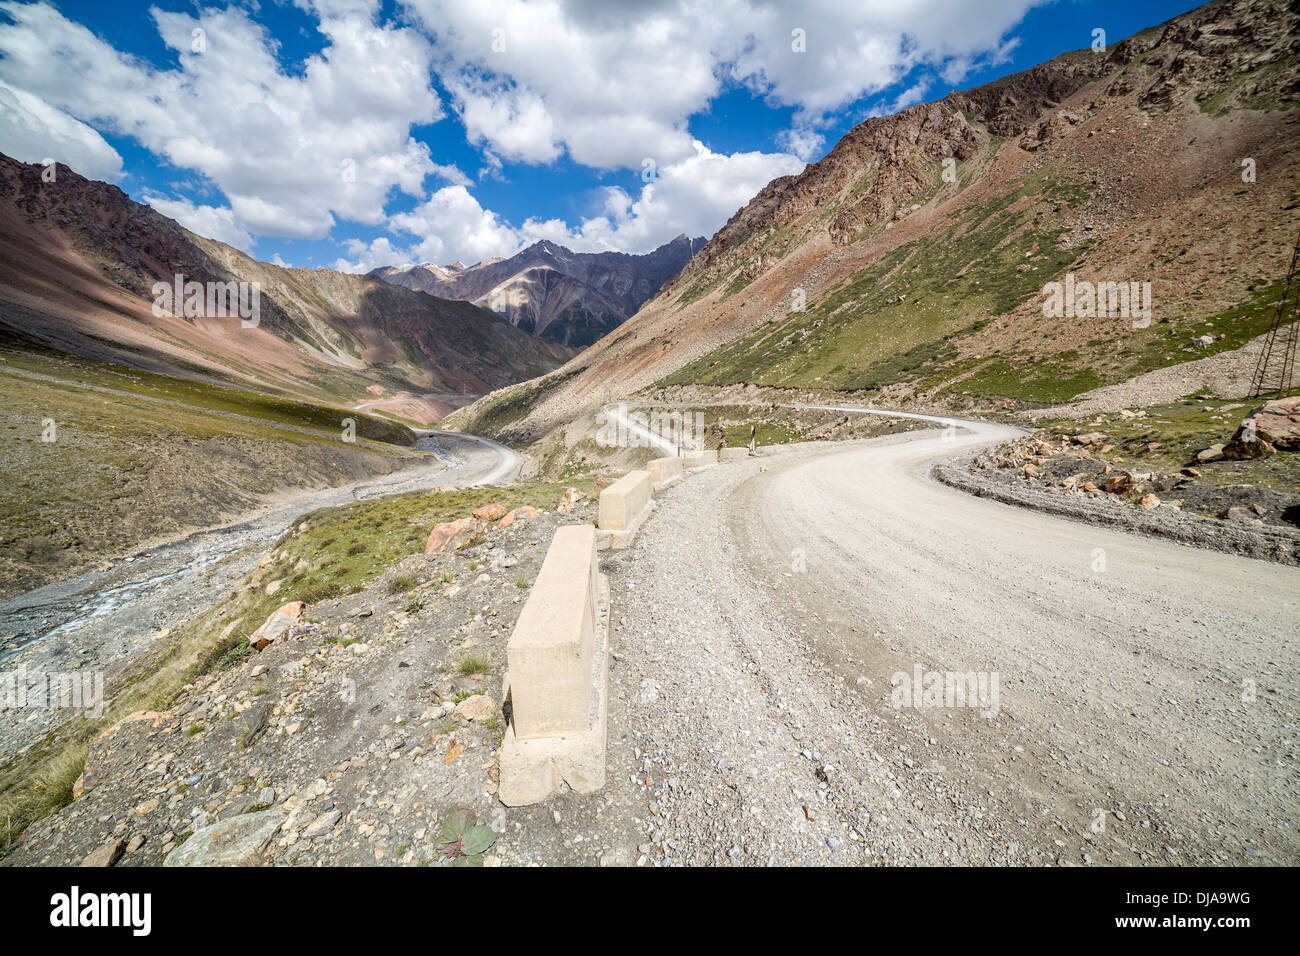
374, 234, 706, 347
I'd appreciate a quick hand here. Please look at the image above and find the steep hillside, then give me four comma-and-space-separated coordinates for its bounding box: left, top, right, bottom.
374, 235, 706, 347
0, 153, 572, 593
0, 153, 573, 423
448, 0, 1299, 448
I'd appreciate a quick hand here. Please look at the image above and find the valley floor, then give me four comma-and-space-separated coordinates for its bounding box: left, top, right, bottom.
0, 431, 516, 764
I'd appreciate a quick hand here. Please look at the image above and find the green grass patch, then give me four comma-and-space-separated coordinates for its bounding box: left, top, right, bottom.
661, 163, 1092, 393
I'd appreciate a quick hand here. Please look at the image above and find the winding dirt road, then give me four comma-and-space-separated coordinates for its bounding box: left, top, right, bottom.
591, 415, 1299, 866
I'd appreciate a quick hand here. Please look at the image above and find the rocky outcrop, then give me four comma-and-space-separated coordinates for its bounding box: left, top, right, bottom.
669, 52, 1105, 287
1246, 396, 1300, 449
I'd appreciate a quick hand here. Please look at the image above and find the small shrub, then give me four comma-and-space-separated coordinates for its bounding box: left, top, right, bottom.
387, 573, 417, 595
439, 809, 497, 866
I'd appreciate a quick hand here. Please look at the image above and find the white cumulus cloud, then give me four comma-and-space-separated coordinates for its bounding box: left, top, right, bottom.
0, 79, 123, 181
143, 195, 255, 252
0, 0, 443, 239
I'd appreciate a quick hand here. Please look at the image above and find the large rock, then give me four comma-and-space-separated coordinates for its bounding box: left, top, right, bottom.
424, 517, 486, 554
1103, 473, 1132, 495
498, 506, 540, 529
163, 809, 286, 867
302, 809, 342, 838
454, 694, 497, 722
1222, 433, 1276, 460
80, 836, 127, 867
472, 502, 507, 520
248, 601, 305, 650
1245, 396, 1300, 450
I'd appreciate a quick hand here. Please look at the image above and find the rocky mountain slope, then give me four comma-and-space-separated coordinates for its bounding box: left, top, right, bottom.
447, 0, 1299, 449
0, 153, 573, 423
373, 235, 705, 348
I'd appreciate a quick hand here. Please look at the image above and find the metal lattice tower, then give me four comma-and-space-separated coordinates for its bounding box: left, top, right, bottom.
1248, 227, 1300, 400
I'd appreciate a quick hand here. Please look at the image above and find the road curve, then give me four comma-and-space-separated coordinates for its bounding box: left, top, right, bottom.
599, 413, 1299, 865
416, 429, 523, 486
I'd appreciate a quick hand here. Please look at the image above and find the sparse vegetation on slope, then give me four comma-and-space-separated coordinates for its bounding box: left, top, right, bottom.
664, 166, 1092, 393
0, 344, 423, 596
0, 477, 595, 854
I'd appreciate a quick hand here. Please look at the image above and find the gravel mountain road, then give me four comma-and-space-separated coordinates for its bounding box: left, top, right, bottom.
594, 417, 1299, 866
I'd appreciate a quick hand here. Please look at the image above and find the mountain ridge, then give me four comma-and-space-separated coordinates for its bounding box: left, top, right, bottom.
373, 234, 706, 347
445, 0, 1300, 450
0, 152, 573, 424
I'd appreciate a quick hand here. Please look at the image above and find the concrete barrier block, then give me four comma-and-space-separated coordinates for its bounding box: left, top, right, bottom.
596, 469, 653, 549
647, 456, 684, 491
598, 469, 652, 531
499, 564, 610, 806
682, 449, 718, 469
718, 447, 752, 462
506, 525, 597, 740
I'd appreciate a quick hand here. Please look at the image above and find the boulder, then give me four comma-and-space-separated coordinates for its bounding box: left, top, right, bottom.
1195, 443, 1225, 463
163, 809, 286, 867
472, 503, 507, 521
248, 601, 305, 650
1103, 474, 1131, 495
302, 809, 342, 838
424, 517, 485, 554
454, 694, 497, 722
498, 506, 540, 529
1072, 432, 1107, 446
1222, 434, 1276, 460
80, 837, 127, 868
1139, 494, 1161, 509
1244, 396, 1300, 450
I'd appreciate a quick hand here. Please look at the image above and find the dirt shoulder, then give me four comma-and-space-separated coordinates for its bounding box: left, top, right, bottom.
3, 485, 600, 866
934, 426, 1300, 566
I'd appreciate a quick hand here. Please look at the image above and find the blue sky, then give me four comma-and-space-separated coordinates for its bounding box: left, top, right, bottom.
0, 0, 1198, 271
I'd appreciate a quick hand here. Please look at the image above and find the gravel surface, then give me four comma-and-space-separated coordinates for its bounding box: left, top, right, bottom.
597, 423, 1299, 866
